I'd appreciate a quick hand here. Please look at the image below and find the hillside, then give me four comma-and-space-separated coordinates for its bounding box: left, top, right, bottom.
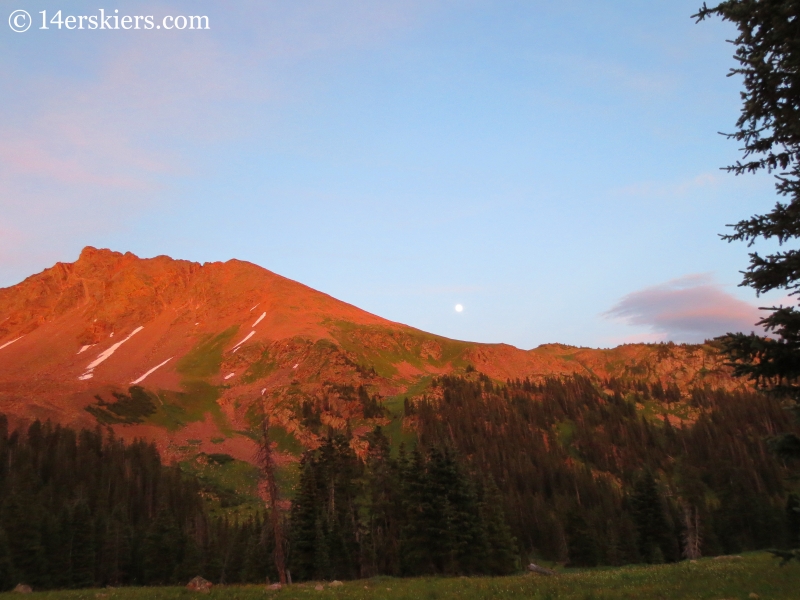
0, 247, 745, 466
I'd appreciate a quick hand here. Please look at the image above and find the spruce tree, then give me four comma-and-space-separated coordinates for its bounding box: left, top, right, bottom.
70, 501, 96, 588
697, 1, 800, 561
362, 427, 401, 577
224, 524, 249, 584
695, 2, 800, 453
175, 532, 203, 584
3, 490, 47, 587
399, 448, 437, 575
322, 435, 362, 580
141, 510, 182, 584
437, 448, 484, 575
50, 507, 73, 588
288, 457, 321, 581
240, 515, 274, 583
0, 527, 14, 591
565, 511, 601, 567
629, 471, 674, 564
478, 477, 517, 575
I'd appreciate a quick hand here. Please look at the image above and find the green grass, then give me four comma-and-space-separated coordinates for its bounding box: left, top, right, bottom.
86, 327, 239, 433
148, 381, 230, 434
555, 420, 576, 446
8, 552, 800, 599
177, 326, 240, 379
328, 321, 471, 380
381, 378, 431, 456
148, 326, 242, 434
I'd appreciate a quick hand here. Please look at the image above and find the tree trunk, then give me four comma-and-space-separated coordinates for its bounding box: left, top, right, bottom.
259, 405, 287, 585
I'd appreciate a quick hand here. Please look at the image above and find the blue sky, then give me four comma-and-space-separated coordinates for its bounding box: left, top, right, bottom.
0, 0, 783, 348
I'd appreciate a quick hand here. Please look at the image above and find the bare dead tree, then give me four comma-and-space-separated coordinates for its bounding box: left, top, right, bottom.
256, 399, 288, 585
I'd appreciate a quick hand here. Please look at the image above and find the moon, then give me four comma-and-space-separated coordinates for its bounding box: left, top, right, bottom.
455, 304, 464, 313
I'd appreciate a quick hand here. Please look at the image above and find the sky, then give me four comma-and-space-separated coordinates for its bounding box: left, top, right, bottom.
0, 0, 789, 349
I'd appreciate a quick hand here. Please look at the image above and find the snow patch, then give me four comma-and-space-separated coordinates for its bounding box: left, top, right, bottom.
77, 344, 93, 355
250, 304, 259, 312
261, 388, 267, 395
0, 337, 23, 351
293, 364, 298, 369
231, 330, 255, 351
252, 312, 266, 328
109, 332, 114, 338
224, 372, 235, 380
131, 357, 173, 385
84, 326, 144, 372
78, 372, 94, 381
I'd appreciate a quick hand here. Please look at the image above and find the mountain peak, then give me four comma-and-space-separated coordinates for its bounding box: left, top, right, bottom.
0, 248, 742, 463
78, 245, 120, 261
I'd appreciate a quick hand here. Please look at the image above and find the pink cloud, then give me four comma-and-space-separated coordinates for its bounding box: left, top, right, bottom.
0, 0, 436, 200
603, 274, 767, 343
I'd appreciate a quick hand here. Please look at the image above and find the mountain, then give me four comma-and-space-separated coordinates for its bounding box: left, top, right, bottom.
0, 247, 743, 465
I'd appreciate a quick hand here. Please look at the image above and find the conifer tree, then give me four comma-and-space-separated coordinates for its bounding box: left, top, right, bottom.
362, 427, 401, 577
175, 531, 203, 584
695, 1, 800, 458
141, 510, 182, 584
478, 477, 517, 575
240, 515, 274, 583
696, 0, 800, 566
437, 448, 484, 575
3, 490, 47, 587
399, 448, 440, 575
0, 528, 14, 591
629, 471, 675, 564
566, 511, 601, 567
70, 501, 96, 588
289, 457, 322, 581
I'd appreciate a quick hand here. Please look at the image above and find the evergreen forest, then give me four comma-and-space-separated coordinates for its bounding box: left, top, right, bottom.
0, 417, 278, 590
0, 373, 798, 590
415, 375, 800, 566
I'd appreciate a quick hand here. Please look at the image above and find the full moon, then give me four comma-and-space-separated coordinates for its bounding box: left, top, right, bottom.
455, 304, 464, 313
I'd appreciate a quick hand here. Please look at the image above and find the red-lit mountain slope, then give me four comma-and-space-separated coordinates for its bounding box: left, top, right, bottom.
0, 247, 744, 463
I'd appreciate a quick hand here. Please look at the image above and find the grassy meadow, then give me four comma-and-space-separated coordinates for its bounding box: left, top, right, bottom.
6, 552, 800, 600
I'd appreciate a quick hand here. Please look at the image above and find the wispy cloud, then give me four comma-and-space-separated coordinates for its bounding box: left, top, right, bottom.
603, 274, 766, 343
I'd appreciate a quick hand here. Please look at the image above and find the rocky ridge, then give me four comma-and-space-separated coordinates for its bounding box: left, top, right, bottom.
0, 247, 745, 466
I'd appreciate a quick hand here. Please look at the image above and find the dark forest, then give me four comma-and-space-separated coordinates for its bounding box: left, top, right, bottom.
0, 374, 797, 589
